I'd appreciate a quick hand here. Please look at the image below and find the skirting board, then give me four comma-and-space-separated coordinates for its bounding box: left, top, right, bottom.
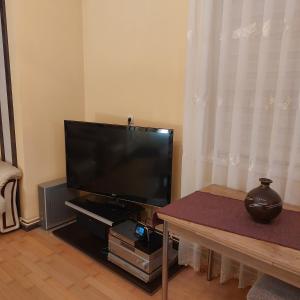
20, 217, 40, 231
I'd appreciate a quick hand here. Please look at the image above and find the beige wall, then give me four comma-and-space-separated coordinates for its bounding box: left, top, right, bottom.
5, 0, 188, 222
83, 0, 188, 200
6, 0, 85, 222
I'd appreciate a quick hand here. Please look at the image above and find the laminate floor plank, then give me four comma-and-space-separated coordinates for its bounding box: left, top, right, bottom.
0, 279, 33, 300
26, 272, 71, 300
16, 254, 50, 280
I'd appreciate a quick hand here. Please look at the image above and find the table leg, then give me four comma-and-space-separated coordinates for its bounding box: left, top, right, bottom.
162, 221, 169, 300
207, 249, 214, 281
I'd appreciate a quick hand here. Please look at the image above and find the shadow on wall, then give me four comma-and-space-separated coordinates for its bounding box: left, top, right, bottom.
92, 112, 183, 202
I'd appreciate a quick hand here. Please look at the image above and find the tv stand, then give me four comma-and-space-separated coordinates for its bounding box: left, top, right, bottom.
52, 194, 181, 294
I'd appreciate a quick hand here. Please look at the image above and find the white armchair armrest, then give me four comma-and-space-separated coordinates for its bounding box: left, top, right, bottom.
0, 161, 21, 233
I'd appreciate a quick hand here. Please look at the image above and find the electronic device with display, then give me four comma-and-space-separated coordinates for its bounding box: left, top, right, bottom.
64, 120, 173, 207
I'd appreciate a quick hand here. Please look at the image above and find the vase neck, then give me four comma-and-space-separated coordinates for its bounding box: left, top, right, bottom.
259, 178, 272, 187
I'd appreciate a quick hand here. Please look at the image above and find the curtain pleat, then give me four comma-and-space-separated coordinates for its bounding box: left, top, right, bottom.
246, 0, 275, 191
284, 92, 300, 204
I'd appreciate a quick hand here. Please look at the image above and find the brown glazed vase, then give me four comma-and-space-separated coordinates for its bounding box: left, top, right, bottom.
245, 178, 282, 223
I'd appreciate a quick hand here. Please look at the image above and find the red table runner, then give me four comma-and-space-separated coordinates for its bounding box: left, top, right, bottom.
157, 191, 300, 251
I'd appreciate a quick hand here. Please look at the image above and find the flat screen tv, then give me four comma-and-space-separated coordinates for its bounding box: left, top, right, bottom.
64, 120, 173, 207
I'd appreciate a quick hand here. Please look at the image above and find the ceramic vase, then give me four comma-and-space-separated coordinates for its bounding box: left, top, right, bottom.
245, 178, 282, 223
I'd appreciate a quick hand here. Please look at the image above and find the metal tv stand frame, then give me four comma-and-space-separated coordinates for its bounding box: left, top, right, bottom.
65, 194, 136, 226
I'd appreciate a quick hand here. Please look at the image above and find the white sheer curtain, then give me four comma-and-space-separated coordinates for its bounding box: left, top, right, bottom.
179, 0, 300, 287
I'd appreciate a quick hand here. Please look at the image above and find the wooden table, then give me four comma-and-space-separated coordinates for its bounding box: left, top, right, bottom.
158, 185, 300, 300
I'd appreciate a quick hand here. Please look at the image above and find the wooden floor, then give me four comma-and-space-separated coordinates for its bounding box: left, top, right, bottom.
0, 228, 249, 300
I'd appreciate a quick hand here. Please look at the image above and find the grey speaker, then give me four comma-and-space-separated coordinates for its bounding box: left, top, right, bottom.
38, 178, 79, 230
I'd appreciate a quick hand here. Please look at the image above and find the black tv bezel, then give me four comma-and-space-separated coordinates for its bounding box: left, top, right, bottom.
64, 120, 174, 207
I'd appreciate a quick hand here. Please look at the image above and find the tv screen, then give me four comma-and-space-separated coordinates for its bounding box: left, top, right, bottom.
64, 121, 173, 207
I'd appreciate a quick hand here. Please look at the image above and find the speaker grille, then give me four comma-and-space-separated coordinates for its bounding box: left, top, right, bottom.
39, 178, 78, 230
